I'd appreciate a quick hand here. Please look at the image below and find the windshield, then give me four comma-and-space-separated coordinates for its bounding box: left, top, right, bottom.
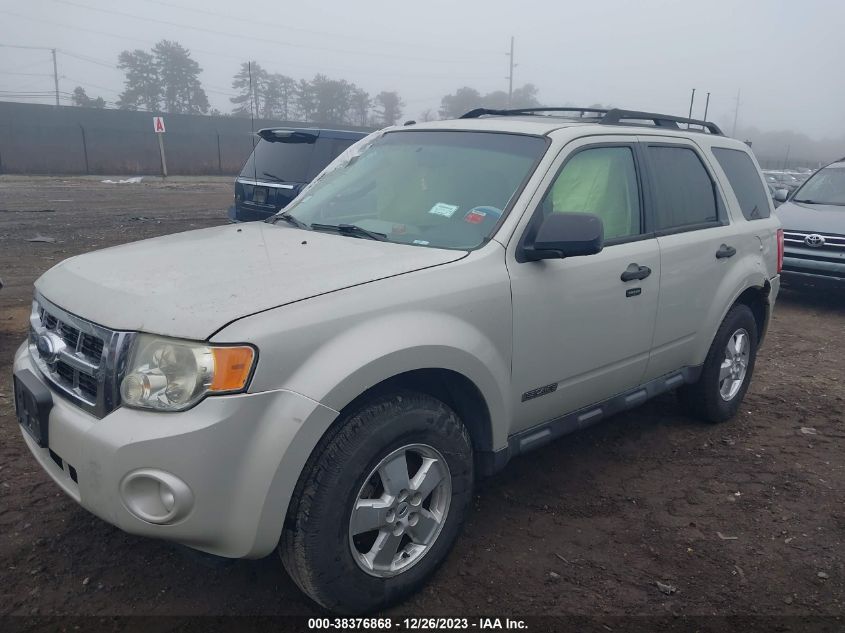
792, 165, 845, 205
281, 130, 547, 249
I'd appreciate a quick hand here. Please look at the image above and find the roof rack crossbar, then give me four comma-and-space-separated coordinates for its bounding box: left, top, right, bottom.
460, 107, 609, 119
601, 109, 724, 135
459, 106, 724, 136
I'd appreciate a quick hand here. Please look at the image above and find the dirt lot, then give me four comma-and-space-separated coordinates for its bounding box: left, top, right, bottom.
1, 176, 844, 622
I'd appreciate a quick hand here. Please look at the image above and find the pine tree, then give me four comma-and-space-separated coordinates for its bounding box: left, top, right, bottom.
116, 49, 161, 111
374, 91, 404, 125
230, 61, 268, 118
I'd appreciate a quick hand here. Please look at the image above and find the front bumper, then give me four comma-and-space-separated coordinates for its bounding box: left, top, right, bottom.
782, 253, 845, 287
13, 342, 338, 559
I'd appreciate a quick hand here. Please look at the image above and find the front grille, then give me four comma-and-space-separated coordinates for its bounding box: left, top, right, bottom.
78, 372, 98, 400
58, 322, 79, 348
80, 335, 104, 360
55, 360, 76, 385
784, 230, 845, 252
29, 293, 135, 418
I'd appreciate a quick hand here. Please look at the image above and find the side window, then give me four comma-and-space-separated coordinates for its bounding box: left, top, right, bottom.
711, 147, 771, 220
542, 146, 642, 241
646, 146, 718, 231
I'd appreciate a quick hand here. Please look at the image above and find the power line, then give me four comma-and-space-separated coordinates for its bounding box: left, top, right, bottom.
134, 0, 500, 58
60, 50, 120, 70
0, 43, 61, 106
0, 12, 502, 83
0, 58, 52, 74
0, 71, 53, 77
54, 0, 493, 66
62, 77, 122, 95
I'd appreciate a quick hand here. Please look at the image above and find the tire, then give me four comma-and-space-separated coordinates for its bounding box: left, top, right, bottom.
679, 304, 758, 423
280, 390, 474, 614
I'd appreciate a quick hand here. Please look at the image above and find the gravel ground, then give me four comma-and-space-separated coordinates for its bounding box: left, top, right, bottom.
1, 176, 844, 625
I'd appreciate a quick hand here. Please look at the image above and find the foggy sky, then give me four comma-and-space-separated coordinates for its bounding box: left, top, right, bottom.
1, 0, 843, 140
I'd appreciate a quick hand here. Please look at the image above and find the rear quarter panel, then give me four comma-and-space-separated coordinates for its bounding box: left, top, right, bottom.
691, 137, 781, 362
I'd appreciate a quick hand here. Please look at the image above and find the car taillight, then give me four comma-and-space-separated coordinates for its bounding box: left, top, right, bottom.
777, 228, 784, 273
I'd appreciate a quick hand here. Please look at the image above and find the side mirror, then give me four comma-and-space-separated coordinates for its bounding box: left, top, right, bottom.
774, 188, 789, 203
522, 212, 604, 261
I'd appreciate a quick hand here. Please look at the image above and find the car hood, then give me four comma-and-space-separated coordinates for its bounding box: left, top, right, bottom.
36, 223, 467, 340
776, 200, 845, 233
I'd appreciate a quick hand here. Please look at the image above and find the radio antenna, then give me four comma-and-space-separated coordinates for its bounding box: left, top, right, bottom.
248, 61, 258, 184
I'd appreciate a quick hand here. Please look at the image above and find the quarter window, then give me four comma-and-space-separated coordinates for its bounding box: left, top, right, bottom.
542, 146, 642, 240
646, 146, 718, 230
711, 148, 771, 220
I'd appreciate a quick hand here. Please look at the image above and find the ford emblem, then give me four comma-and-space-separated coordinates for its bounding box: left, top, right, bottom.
36, 332, 65, 363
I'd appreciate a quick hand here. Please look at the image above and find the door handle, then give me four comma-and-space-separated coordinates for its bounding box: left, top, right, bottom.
716, 244, 737, 259
620, 263, 652, 282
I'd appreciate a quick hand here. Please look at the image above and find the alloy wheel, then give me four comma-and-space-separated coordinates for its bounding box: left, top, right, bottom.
719, 327, 750, 401
348, 443, 452, 578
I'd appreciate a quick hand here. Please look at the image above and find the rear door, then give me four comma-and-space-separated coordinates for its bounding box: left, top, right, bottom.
639, 137, 738, 380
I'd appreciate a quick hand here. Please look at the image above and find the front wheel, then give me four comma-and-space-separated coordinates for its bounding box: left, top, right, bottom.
679, 304, 759, 423
280, 391, 474, 614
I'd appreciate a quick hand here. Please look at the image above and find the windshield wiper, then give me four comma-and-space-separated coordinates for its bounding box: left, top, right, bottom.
310, 222, 388, 241
261, 171, 285, 182
268, 213, 310, 229
793, 199, 845, 206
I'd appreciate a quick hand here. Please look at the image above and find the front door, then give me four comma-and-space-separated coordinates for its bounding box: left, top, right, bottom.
508, 139, 660, 433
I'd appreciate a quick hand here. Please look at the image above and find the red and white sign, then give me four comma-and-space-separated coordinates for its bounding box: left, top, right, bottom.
153, 116, 166, 133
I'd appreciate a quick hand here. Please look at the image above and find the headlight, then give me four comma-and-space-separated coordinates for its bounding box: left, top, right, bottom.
120, 334, 256, 412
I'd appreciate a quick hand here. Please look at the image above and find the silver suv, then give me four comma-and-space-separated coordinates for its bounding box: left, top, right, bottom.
13, 107, 782, 613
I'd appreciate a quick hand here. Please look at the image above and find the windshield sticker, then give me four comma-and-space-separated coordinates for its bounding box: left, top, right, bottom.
464, 209, 487, 224
428, 202, 459, 218
413, 239, 430, 246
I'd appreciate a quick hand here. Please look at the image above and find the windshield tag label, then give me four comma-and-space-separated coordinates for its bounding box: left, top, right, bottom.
429, 202, 459, 218
465, 209, 487, 224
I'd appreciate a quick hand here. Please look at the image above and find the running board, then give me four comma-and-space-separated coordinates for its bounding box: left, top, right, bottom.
479, 366, 701, 476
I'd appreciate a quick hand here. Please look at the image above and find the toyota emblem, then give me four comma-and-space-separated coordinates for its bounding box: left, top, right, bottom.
804, 234, 825, 248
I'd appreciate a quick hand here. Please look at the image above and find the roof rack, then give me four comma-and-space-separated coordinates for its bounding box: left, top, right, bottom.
460, 106, 724, 136
461, 107, 608, 119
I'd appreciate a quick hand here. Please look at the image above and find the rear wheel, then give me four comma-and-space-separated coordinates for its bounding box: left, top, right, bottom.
679, 304, 758, 423
280, 391, 473, 614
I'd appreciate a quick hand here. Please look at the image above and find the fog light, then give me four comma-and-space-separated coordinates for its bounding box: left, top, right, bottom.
120, 469, 193, 525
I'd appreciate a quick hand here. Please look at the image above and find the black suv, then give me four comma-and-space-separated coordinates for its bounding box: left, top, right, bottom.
228, 128, 368, 222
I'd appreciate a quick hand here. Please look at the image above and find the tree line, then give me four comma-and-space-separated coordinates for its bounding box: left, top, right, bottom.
72, 39, 545, 126
227, 61, 403, 126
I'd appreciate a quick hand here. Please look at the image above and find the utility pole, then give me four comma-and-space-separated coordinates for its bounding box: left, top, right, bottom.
506, 36, 514, 107
731, 89, 741, 137
51, 48, 59, 107
0, 44, 61, 106
687, 88, 696, 127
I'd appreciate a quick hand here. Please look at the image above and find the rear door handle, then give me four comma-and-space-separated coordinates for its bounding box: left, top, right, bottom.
620, 263, 652, 282
716, 244, 737, 259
